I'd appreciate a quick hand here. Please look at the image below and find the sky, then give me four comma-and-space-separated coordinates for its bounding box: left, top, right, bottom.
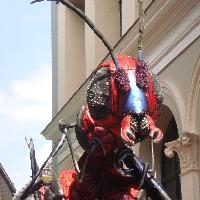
0, 0, 52, 190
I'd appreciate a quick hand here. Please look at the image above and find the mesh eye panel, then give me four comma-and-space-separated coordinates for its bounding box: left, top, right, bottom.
86, 67, 111, 120
149, 72, 164, 108
130, 115, 150, 143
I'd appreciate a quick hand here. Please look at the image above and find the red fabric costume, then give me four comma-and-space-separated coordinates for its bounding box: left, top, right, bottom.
59, 55, 164, 200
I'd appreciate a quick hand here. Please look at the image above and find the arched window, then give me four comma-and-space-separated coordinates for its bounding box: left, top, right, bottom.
161, 117, 182, 200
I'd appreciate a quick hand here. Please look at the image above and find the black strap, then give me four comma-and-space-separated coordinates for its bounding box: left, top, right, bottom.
138, 162, 149, 190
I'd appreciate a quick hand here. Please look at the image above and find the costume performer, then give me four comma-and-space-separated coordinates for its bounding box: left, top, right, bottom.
59, 55, 170, 200
13, 1, 172, 199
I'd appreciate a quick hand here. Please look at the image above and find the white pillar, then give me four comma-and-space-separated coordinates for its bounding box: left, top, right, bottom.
56, 4, 85, 110
57, 4, 68, 110
85, 0, 120, 77
165, 132, 200, 200
122, 0, 136, 35
85, 0, 96, 77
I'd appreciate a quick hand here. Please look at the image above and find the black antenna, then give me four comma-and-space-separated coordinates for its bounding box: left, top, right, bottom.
18, 124, 74, 199
25, 138, 41, 199
31, 0, 120, 69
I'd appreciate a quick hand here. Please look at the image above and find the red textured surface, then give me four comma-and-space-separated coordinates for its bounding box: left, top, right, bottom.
58, 55, 163, 199
121, 115, 133, 144
146, 74, 158, 120
80, 55, 162, 146
60, 170, 77, 199
39, 186, 45, 200
59, 169, 139, 200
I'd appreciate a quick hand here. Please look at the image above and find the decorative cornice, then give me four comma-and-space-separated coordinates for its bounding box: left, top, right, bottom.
151, 20, 200, 74
160, 80, 186, 133
113, 0, 200, 74
185, 55, 200, 133
41, 80, 88, 140
165, 132, 199, 175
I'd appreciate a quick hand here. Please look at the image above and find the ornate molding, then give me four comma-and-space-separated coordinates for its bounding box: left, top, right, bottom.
161, 80, 185, 132
185, 55, 200, 133
165, 132, 199, 175
113, 0, 200, 70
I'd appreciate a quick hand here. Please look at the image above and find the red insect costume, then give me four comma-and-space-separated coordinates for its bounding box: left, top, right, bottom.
58, 55, 166, 200
12, 2, 172, 200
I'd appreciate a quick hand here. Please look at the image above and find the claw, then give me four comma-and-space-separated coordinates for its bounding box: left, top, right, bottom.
149, 127, 163, 143
120, 115, 135, 145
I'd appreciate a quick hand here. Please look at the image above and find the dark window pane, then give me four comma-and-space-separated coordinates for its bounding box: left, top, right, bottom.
161, 117, 182, 200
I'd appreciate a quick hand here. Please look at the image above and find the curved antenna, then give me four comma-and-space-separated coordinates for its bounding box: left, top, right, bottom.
31, 0, 120, 69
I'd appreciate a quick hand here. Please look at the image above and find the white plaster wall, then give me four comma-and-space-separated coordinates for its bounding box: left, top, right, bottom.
63, 9, 85, 102
196, 88, 200, 134
85, 0, 96, 77
95, 0, 120, 64
159, 38, 200, 103
51, 2, 59, 117
122, 0, 136, 35
197, 94, 200, 131
54, 4, 85, 111
159, 38, 200, 134
161, 86, 183, 134
121, 0, 152, 36
188, 55, 200, 134
85, 0, 120, 76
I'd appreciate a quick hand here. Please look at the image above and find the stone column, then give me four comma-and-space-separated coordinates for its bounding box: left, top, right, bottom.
122, 0, 136, 35
164, 132, 200, 200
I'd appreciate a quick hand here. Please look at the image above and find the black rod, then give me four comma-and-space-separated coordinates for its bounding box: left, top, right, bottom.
31, 0, 120, 69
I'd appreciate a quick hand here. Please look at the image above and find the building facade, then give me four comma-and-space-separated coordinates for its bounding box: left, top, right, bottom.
42, 0, 200, 199
0, 163, 16, 200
